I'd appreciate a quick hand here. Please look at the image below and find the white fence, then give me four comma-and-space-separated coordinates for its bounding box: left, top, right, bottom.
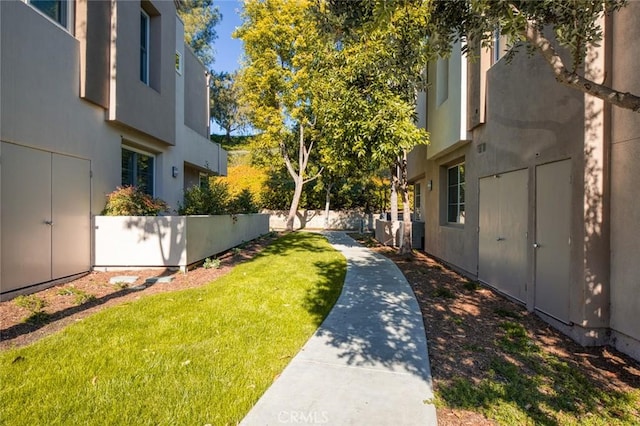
94, 214, 270, 271
265, 210, 374, 231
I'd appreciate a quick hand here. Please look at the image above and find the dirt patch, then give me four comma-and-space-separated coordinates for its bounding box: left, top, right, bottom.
365, 242, 640, 425
0, 233, 279, 350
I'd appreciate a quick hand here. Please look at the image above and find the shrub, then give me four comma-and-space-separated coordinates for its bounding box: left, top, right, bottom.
14, 295, 47, 313
102, 186, 168, 216
179, 180, 230, 215
229, 188, 259, 214
202, 257, 221, 269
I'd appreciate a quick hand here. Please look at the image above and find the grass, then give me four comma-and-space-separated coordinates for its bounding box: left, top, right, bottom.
56, 286, 96, 305
436, 318, 640, 425
0, 232, 347, 425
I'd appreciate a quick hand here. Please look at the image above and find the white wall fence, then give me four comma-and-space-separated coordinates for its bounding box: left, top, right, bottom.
94, 214, 270, 271
265, 210, 374, 231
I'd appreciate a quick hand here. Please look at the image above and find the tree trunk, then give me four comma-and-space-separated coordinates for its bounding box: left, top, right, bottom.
324, 182, 333, 229
398, 151, 413, 256
286, 176, 304, 231
389, 164, 399, 247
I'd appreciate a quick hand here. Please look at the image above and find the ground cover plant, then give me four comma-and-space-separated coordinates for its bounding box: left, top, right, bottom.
349, 233, 640, 426
0, 232, 346, 425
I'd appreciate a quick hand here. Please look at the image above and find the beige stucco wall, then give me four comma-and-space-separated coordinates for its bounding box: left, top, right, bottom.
414, 28, 617, 348
0, 1, 121, 214
184, 47, 209, 138
609, 0, 640, 359
425, 42, 470, 160
109, 0, 176, 145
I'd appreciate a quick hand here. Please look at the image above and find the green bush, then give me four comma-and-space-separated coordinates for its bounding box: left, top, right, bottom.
179, 181, 230, 215
102, 186, 168, 216
229, 188, 259, 214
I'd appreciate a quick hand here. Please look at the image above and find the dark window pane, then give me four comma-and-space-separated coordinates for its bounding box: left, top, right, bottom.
448, 185, 458, 204
448, 204, 458, 222
448, 166, 458, 186
121, 149, 134, 186
459, 184, 465, 203
459, 165, 465, 183
31, 0, 66, 26
136, 154, 153, 195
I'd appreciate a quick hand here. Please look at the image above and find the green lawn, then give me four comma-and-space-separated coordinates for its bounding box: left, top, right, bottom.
0, 232, 346, 425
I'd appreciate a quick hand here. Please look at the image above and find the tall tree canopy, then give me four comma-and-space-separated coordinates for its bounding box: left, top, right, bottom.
177, 0, 221, 69
209, 71, 246, 140
315, 0, 431, 253
235, 0, 328, 231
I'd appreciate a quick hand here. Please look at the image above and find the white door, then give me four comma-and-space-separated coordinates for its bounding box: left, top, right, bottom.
478, 169, 528, 302
535, 160, 571, 322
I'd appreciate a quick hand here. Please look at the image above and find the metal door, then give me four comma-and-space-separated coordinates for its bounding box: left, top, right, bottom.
1, 143, 53, 293
52, 153, 91, 278
534, 160, 571, 322
478, 169, 528, 302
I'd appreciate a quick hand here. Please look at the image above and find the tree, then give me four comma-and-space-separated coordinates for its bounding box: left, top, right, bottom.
315, 0, 431, 254
177, 0, 221, 69
234, 0, 328, 231
209, 71, 246, 141
379, 0, 639, 112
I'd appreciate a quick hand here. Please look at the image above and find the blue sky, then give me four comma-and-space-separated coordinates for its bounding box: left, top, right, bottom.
210, 1, 244, 135
213, 0, 244, 74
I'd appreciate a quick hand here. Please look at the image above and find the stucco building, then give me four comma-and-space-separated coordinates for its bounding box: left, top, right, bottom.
408, 3, 640, 361
0, 0, 227, 299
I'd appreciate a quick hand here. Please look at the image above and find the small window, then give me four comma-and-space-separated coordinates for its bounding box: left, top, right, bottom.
29, 0, 69, 28
122, 147, 155, 195
447, 163, 465, 224
199, 173, 210, 189
140, 10, 150, 84
175, 51, 183, 75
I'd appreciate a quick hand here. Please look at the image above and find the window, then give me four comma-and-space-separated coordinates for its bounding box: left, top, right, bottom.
199, 173, 210, 189
29, 0, 68, 28
447, 163, 465, 224
175, 51, 183, 75
140, 10, 150, 84
122, 148, 155, 195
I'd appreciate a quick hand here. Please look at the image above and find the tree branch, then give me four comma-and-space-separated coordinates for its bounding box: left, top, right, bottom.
303, 167, 323, 184
521, 16, 640, 112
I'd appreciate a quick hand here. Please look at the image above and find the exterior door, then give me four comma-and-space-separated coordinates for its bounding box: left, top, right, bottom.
52, 153, 91, 278
1, 143, 91, 296
534, 160, 571, 322
478, 169, 528, 302
1, 143, 53, 292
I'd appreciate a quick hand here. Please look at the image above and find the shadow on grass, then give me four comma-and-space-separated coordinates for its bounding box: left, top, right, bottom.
303, 259, 347, 326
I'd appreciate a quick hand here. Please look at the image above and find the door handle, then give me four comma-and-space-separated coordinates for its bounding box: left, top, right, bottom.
533, 243, 540, 248
496, 237, 505, 241
44, 220, 53, 225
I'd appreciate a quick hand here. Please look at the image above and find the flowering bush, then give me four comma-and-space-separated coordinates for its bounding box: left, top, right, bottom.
102, 186, 168, 216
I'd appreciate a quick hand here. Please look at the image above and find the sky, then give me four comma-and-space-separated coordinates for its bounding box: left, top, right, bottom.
213, 1, 244, 74
210, 1, 244, 134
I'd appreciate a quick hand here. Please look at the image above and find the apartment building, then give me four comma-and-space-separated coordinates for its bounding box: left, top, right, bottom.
0, 0, 227, 299
408, 3, 640, 361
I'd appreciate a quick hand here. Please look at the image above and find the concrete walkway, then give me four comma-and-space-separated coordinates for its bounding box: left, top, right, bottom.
241, 232, 437, 425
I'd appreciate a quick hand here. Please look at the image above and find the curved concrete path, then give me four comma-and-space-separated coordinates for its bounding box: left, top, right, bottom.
241, 232, 437, 425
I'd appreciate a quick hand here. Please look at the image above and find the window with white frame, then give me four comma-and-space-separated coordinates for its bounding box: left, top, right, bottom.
122, 147, 155, 195
199, 172, 210, 189
447, 163, 465, 224
140, 10, 150, 84
29, 0, 70, 28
